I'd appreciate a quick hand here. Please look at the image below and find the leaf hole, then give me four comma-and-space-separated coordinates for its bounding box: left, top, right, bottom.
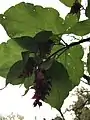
47, 9, 50, 11
68, 63, 70, 65
3, 16, 6, 19
68, 53, 70, 56
68, 27, 71, 29
66, 27, 71, 31
33, 9, 36, 11
73, 67, 75, 70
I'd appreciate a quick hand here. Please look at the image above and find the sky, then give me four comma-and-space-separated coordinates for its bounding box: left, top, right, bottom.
0, 0, 89, 120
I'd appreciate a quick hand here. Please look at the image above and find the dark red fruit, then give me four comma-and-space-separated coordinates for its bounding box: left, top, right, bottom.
70, 1, 82, 14
32, 69, 52, 107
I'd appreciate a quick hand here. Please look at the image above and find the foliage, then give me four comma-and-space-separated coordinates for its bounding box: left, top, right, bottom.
61, 87, 90, 120
52, 116, 63, 120
71, 87, 90, 120
0, 0, 90, 112
87, 47, 90, 75
0, 3, 65, 38
85, 0, 90, 19
59, 0, 81, 7
0, 113, 24, 120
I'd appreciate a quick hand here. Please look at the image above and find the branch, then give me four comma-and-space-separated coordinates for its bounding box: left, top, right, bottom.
39, 37, 90, 66
83, 74, 90, 85
46, 37, 90, 60
47, 47, 66, 60
69, 37, 90, 47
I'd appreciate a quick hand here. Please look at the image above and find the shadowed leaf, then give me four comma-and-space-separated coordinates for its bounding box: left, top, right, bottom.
6, 60, 24, 85
45, 61, 72, 109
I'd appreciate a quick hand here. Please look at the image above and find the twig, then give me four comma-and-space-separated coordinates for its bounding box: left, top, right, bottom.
46, 46, 66, 61
39, 37, 90, 67
56, 48, 68, 59
81, 80, 89, 85
46, 37, 90, 61
58, 108, 65, 120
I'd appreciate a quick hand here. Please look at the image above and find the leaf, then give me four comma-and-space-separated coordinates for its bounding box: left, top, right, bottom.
51, 44, 64, 55
14, 36, 38, 52
6, 60, 24, 85
69, 0, 82, 19
59, 0, 81, 7
40, 58, 54, 70
14, 31, 53, 54
6, 57, 35, 87
87, 50, 90, 75
22, 88, 29, 96
24, 73, 35, 89
34, 31, 54, 58
85, 0, 90, 19
34, 30, 53, 42
57, 45, 84, 85
66, 19, 90, 36
0, 2, 65, 38
45, 61, 72, 109
21, 51, 30, 64
0, 39, 24, 78
64, 14, 78, 31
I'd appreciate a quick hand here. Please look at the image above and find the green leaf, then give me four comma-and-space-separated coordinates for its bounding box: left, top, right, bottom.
6, 60, 24, 85
45, 61, 72, 109
21, 51, 30, 64
66, 19, 90, 36
85, 0, 90, 19
0, 39, 24, 78
14, 31, 53, 54
87, 49, 90, 75
59, 0, 81, 7
57, 45, 84, 85
0, 2, 65, 38
34, 30, 53, 42
22, 88, 29, 96
14, 36, 38, 52
6, 57, 35, 87
40, 58, 54, 70
51, 44, 64, 55
0, 14, 4, 23
24, 73, 35, 89
64, 14, 78, 31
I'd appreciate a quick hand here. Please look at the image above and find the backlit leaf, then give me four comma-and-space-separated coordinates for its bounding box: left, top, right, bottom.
67, 19, 90, 36
64, 14, 78, 31
57, 45, 84, 85
0, 2, 65, 38
0, 39, 24, 78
